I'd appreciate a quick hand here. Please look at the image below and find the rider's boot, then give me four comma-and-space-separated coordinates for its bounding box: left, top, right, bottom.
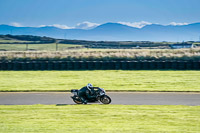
83, 100, 87, 104
80, 97, 87, 104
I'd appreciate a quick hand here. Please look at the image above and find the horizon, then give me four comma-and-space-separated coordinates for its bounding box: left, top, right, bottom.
0, 0, 200, 29
1, 21, 200, 30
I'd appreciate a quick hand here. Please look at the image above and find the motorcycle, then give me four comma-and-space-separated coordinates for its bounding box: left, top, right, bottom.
70, 88, 111, 104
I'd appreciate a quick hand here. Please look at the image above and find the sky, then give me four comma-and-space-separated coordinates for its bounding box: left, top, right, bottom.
0, 0, 200, 29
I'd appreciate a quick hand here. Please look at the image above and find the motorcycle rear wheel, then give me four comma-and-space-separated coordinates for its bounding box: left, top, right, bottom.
73, 98, 82, 104
100, 95, 111, 104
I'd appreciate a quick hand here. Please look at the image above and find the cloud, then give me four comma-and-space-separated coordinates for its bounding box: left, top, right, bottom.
117, 21, 189, 28
9, 21, 190, 29
118, 21, 152, 28
10, 22, 23, 27
10, 23, 72, 29
75, 21, 100, 29
51, 24, 72, 29
39, 24, 73, 29
169, 22, 188, 26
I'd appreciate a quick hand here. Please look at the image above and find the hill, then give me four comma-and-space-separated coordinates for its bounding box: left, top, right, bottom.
0, 22, 200, 41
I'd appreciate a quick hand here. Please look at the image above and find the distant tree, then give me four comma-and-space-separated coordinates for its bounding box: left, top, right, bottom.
2, 34, 56, 43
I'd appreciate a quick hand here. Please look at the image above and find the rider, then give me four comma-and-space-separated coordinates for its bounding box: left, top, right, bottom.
78, 83, 98, 104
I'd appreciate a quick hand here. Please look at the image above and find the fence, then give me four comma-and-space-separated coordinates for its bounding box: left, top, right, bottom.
0, 61, 200, 70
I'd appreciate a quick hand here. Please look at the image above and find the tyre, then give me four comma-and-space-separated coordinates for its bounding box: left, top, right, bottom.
72, 97, 82, 104
100, 95, 111, 104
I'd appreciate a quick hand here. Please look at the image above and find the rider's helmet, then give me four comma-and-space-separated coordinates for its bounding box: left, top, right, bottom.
87, 83, 93, 91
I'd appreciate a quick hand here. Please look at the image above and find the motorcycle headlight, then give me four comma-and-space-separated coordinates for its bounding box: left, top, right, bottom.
100, 91, 105, 95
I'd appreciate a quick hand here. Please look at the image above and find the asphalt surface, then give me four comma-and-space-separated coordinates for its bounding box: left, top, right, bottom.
0, 92, 200, 105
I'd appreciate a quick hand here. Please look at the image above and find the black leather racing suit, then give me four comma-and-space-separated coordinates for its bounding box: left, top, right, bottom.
78, 86, 97, 104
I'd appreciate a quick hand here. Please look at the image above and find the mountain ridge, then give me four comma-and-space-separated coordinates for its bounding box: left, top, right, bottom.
0, 22, 200, 41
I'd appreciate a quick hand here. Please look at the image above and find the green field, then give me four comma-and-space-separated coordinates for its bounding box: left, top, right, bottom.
0, 43, 83, 51
0, 105, 199, 133
0, 71, 200, 92
0, 39, 31, 43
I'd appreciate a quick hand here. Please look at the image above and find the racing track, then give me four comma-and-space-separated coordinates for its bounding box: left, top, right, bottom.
0, 92, 200, 105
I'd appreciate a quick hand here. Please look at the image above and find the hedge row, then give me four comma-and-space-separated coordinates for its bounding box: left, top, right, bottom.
0, 61, 200, 70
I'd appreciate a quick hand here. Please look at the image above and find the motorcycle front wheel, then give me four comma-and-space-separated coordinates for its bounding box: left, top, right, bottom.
100, 95, 111, 104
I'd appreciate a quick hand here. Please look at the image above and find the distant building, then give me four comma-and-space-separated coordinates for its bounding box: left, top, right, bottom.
169, 43, 194, 49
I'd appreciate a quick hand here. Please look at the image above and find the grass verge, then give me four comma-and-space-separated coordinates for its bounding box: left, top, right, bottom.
1, 48, 200, 61
0, 105, 199, 133
0, 70, 200, 92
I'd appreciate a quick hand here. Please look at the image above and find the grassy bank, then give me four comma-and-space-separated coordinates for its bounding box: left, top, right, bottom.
0, 105, 199, 133
0, 71, 200, 92
1, 48, 200, 61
